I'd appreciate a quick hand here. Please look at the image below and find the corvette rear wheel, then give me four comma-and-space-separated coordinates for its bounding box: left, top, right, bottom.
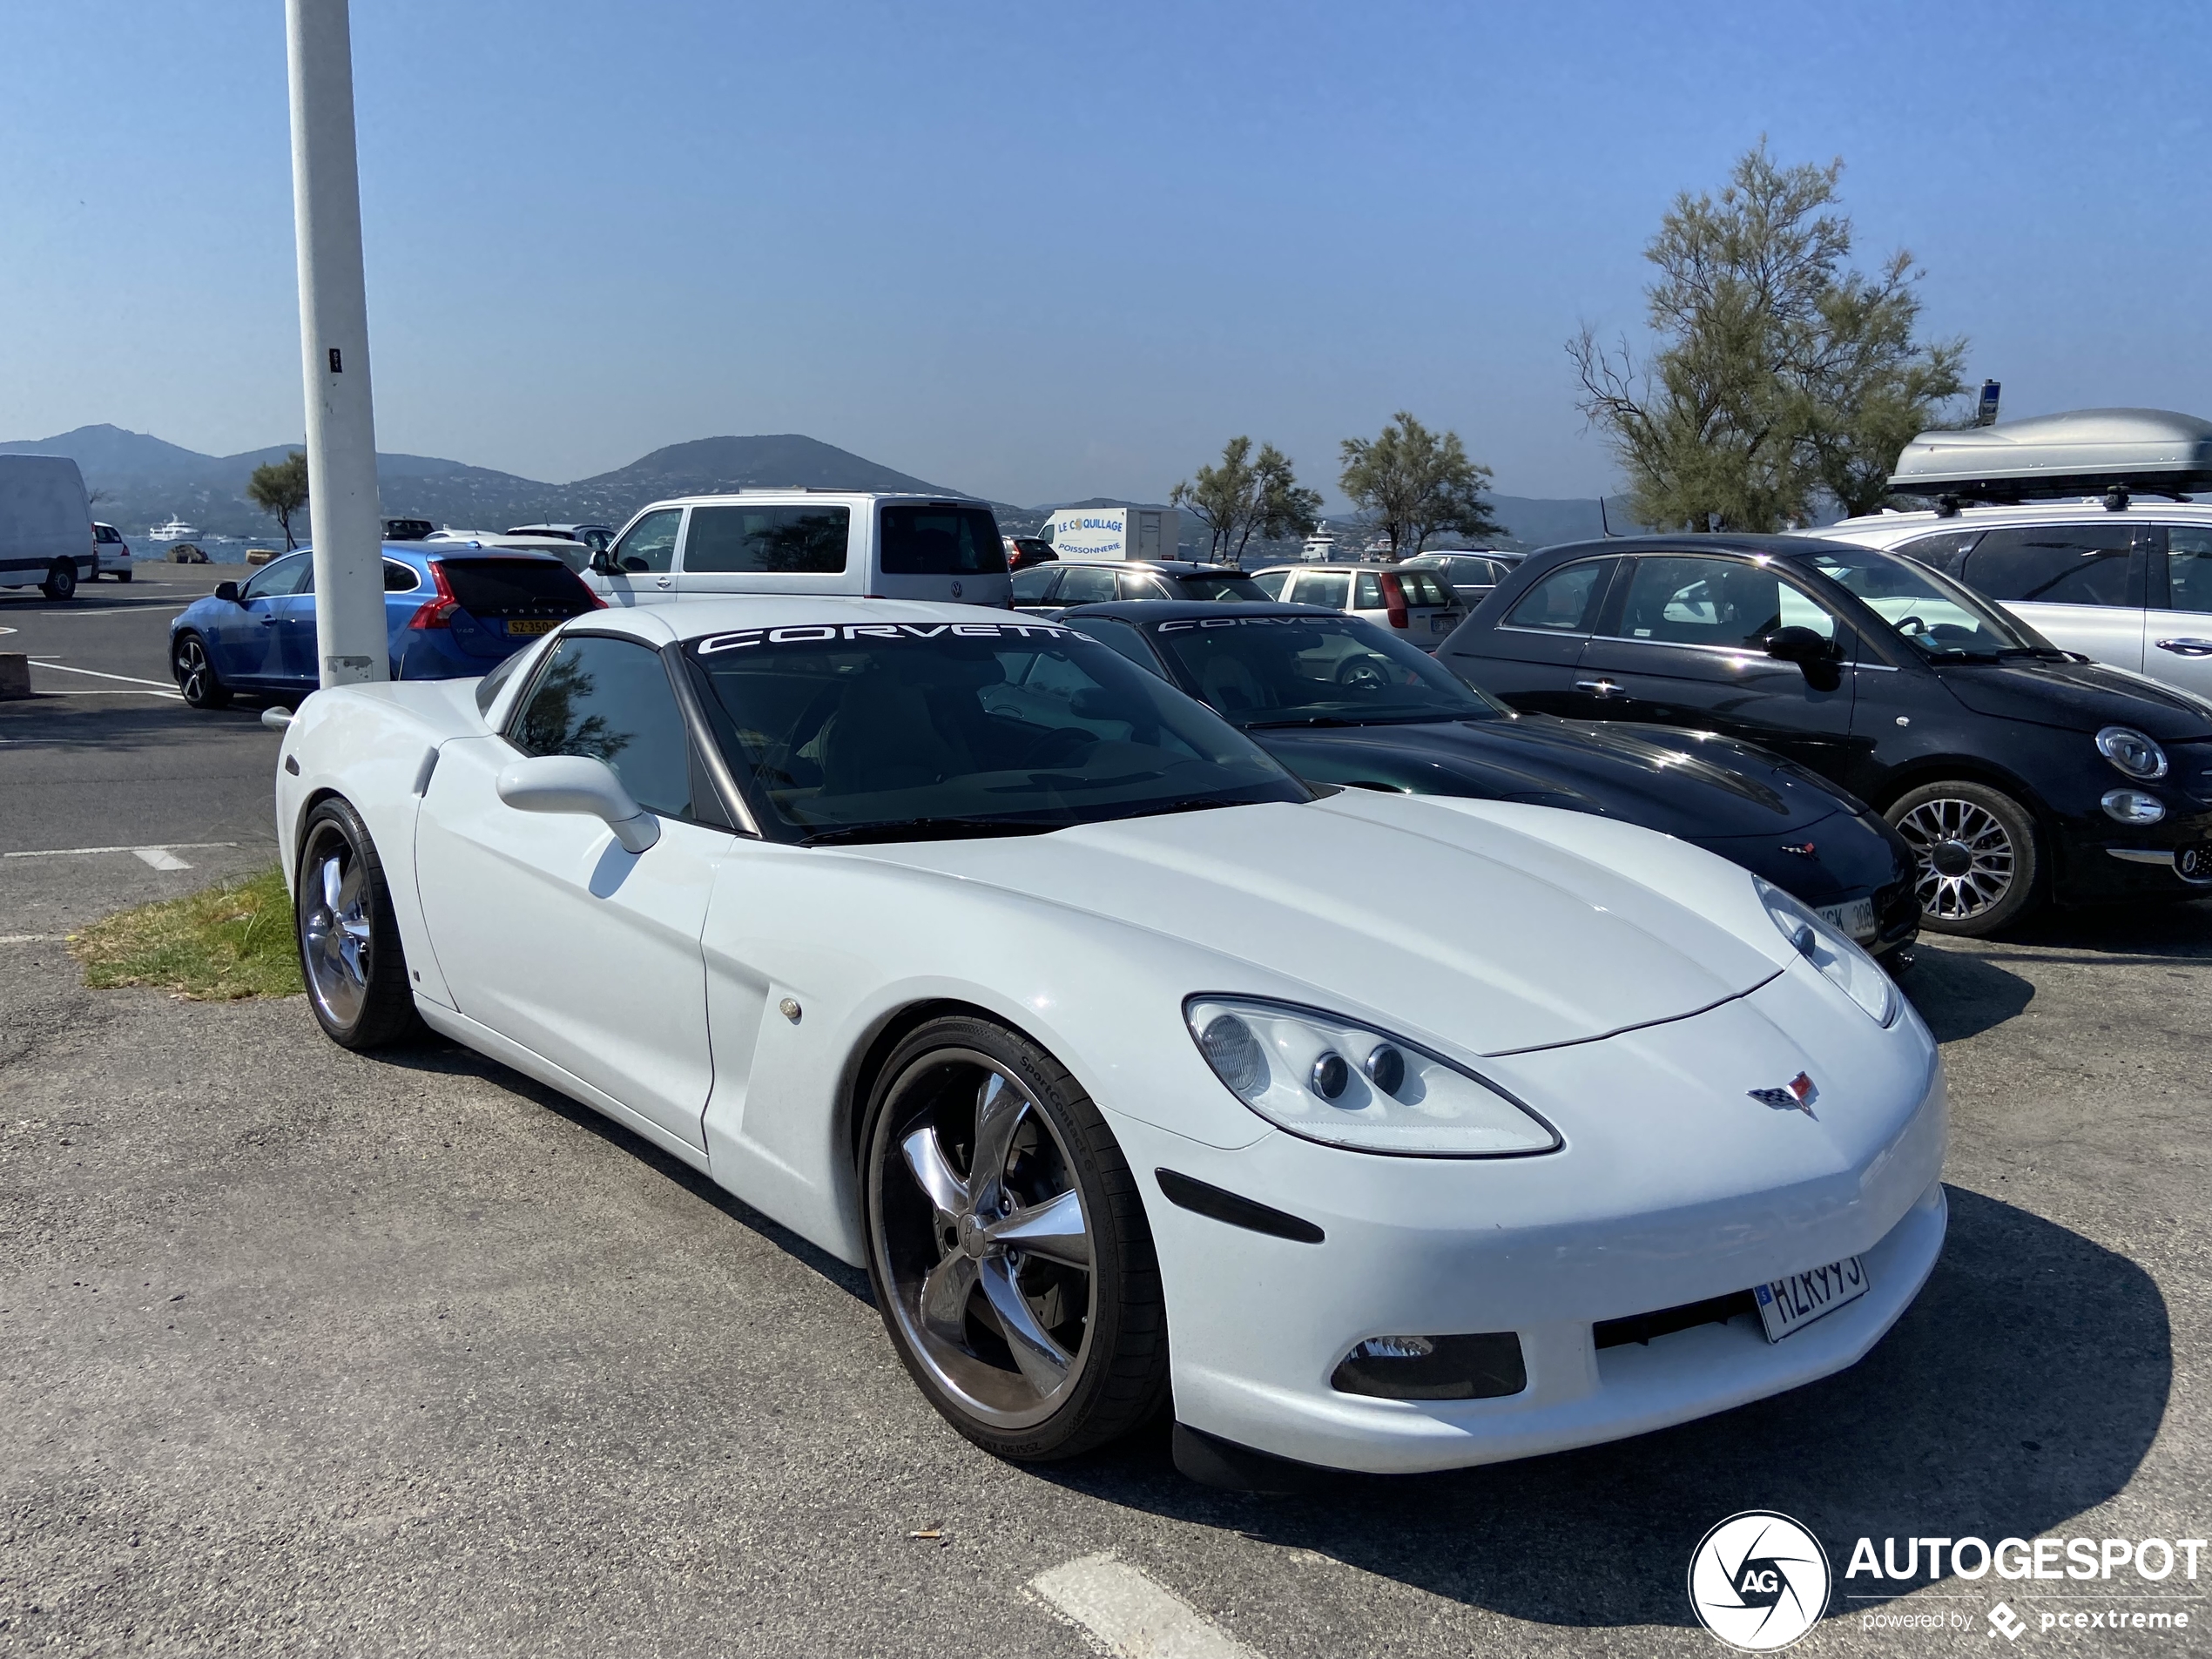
172, 632, 231, 709
861, 1016, 1168, 1460
1886, 779, 2041, 936
296, 798, 421, 1049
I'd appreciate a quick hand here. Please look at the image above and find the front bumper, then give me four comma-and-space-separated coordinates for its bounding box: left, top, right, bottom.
2050, 802, 2212, 903
1119, 970, 1947, 1474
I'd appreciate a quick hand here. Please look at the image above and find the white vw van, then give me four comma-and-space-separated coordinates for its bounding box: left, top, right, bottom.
582, 492, 1012, 609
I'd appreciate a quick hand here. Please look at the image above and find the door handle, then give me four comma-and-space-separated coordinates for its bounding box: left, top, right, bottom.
1574, 678, 1621, 698
2155, 637, 2212, 657
655, 575, 673, 589
261, 617, 280, 626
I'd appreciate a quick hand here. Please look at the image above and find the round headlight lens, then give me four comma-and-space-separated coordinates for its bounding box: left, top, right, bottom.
1756, 880, 1898, 1026
2096, 725, 2168, 780
1184, 996, 1559, 1157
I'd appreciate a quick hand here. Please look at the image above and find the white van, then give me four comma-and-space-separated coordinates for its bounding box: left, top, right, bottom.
583, 492, 1012, 609
0, 455, 95, 600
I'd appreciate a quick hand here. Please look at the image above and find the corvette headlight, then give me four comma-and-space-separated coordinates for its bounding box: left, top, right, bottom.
1184, 996, 1559, 1157
1757, 880, 1898, 1026
2096, 725, 2168, 780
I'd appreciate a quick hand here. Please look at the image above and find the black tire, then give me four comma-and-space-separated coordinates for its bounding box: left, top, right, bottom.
294, 797, 421, 1050
172, 631, 232, 709
41, 561, 77, 602
117, 568, 132, 583
860, 1015, 1169, 1461
1885, 779, 2042, 936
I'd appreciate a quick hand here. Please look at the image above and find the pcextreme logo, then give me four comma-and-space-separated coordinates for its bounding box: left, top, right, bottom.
1689, 1511, 1832, 1651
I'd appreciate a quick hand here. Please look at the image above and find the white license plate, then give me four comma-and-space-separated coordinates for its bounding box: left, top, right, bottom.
1431, 615, 1452, 632
1817, 897, 1878, 942
1755, 1256, 1870, 1342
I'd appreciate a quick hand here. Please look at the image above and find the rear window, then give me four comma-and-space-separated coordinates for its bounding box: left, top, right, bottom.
1009, 566, 1058, 602
1504, 560, 1610, 632
1395, 570, 1452, 606
1172, 573, 1269, 602
439, 558, 597, 617
879, 505, 1007, 576
685, 504, 850, 574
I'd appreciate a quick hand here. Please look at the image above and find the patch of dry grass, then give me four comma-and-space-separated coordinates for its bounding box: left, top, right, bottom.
71, 866, 303, 1000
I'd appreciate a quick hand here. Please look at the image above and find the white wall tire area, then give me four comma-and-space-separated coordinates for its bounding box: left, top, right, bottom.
295, 799, 421, 1050
860, 1016, 1169, 1461
1885, 779, 2042, 936
172, 632, 231, 709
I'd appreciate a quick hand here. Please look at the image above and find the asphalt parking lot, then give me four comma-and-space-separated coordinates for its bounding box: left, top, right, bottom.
3, 582, 2209, 1656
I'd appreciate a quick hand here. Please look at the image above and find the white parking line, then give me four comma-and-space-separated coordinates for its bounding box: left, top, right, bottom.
3, 842, 237, 860
29, 660, 183, 691
133, 848, 192, 871
1028, 1553, 1262, 1659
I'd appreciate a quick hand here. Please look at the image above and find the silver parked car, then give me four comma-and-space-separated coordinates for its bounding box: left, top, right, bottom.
1248, 562, 1465, 651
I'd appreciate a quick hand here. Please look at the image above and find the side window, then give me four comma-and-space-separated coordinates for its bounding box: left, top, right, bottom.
1503, 560, 1608, 633
1009, 566, 1058, 603
2166, 528, 2212, 615
1616, 556, 1831, 649
610, 509, 683, 575
1963, 525, 2135, 607
1301, 572, 1351, 610
242, 553, 313, 601
508, 636, 692, 817
383, 561, 421, 592
1053, 567, 1119, 605
1251, 570, 1290, 600
1354, 573, 1383, 610
1115, 571, 1169, 601
684, 504, 849, 574
1069, 617, 1166, 677
1892, 529, 1983, 576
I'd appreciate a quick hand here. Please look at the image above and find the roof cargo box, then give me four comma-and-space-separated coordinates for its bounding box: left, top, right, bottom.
1889, 408, 2212, 502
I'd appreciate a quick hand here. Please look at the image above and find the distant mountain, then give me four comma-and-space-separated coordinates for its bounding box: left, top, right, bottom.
550, 435, 965, 524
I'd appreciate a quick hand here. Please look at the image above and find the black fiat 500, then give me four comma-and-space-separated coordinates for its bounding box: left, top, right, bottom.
1058, 600, 1919, 956
1438, 535, 2212, 935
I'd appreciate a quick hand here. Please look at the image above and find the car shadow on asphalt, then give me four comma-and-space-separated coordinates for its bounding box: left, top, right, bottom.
1898, 949, 2035, 1042
0, 698, 270, 749
1029, 1185, 2169, 1630
372, 1032, 876, 1305
1987, 898, 2212, 963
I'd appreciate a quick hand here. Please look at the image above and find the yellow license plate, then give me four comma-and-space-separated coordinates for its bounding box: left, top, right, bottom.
506, 618, 558, 636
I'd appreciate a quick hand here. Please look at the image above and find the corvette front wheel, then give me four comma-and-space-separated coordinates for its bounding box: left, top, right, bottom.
295, 798, 421, 1050
861, 1016, 1169, 1460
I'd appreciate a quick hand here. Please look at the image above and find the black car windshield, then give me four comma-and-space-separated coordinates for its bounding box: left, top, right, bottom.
1173, 573, 1271, 602
1797, 544, 2047, 658
684, 619, 1309, 841
1141, 612, 1509, 727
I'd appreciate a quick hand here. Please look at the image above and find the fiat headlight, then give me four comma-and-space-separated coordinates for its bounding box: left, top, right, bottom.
2095, 725, 2168, 780
1184, 996, 1559, 1157
1757, 880, 1898, 1026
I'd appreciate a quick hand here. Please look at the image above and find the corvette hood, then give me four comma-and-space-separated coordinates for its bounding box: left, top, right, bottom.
838, 790, 1784, 1056
1252, 715, 1850, 839
1935, 658, 2212, 738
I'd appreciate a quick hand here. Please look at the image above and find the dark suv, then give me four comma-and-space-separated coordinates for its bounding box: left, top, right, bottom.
1439, 534, 2212, 935
1010, 559, 1269, 614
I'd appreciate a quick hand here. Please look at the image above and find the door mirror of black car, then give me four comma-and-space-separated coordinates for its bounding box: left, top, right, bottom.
1764, 625, 1836, 665
214, 581, 242, 604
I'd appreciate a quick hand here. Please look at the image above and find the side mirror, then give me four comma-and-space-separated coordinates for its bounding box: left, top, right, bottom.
590, 551, 618, 577
214, 581, 242, 604
495, 754, 660, 853
1764, 625, 1836, 665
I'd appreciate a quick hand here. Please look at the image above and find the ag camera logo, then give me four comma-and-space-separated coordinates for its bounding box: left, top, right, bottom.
1689, 1511, 1832, 1650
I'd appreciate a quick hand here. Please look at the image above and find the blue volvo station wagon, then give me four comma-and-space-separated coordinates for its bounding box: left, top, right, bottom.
168, 544, 601, 709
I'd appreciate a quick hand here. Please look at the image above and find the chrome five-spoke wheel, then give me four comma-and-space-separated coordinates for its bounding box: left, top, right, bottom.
302, 846, 374, 1028
293, 798, 419, 1049
862, 1017, 1167, 1460
1886, 780, 2040, 936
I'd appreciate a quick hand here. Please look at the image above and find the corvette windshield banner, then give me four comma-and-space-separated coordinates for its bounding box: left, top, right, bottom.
693, 622, 1073, 654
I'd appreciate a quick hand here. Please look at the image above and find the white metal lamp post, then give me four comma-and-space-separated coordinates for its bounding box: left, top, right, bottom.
285, 0, 387, 688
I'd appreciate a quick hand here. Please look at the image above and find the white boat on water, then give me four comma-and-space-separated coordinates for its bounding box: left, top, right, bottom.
146, 516, 200, 543
1300, 523, 1338, 562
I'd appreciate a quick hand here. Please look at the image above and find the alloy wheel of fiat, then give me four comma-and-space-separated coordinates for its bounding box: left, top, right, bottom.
869, 1049, 1097, 1432
1896, 795, 2016, 922
300, 833, 374, 1030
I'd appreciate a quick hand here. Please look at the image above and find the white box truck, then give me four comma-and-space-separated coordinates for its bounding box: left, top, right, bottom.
0, 455, 95, 600
1043, 504, 1178, 562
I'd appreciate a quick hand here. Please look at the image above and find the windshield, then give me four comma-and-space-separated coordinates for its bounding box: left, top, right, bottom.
1797, 543, 2048, 658
1142, 612, 1508, 727
1174, 573, 1270, 602
684, 619, 1308, 842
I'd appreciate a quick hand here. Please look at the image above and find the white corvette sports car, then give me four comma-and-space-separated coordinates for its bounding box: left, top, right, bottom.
272, 597, 1946, 1478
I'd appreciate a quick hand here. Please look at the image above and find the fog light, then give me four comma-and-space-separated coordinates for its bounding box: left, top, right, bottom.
2102, 789, 2166, 825
1330, 1331, 1527, 1400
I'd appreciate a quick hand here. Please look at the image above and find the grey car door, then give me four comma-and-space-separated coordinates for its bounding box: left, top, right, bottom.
2147, 525, 2212, 699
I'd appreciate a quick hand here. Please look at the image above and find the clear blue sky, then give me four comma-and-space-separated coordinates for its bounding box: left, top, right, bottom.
3, 1, 2207, 507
